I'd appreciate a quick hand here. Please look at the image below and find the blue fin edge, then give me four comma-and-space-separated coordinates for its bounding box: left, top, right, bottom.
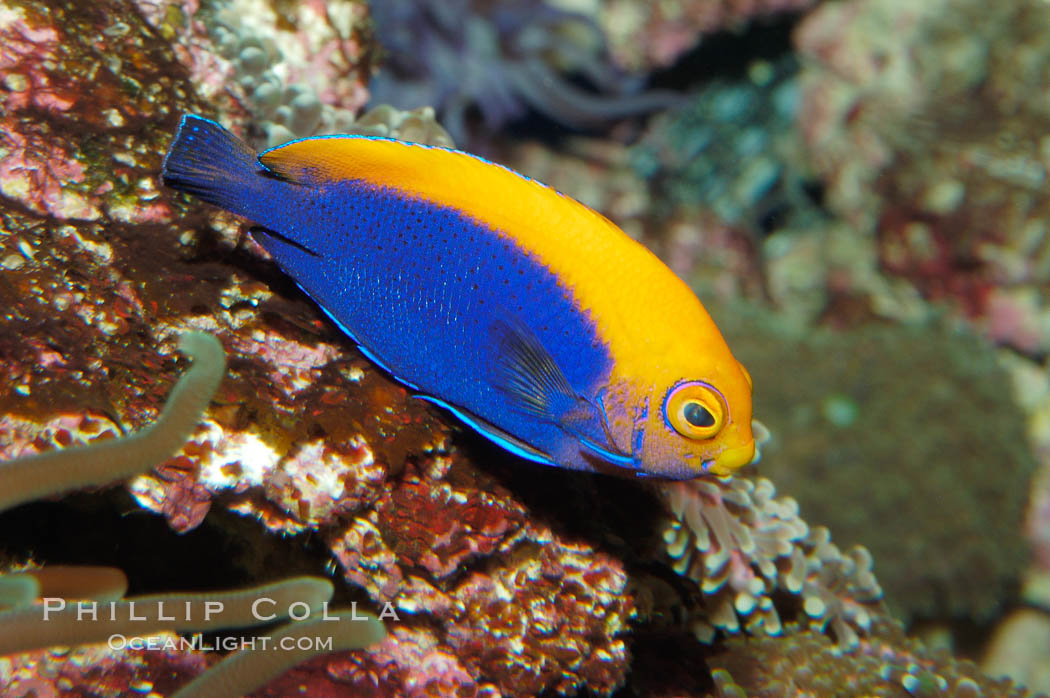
577, 436, 639, 469
414, 395, 556, 466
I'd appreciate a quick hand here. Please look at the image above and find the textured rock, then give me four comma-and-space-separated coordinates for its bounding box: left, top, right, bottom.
796, 0, 1050, 352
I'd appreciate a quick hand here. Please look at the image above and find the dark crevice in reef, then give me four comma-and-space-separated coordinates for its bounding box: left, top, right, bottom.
457, 432, 669, 558
0, 488, 330, 596
502, 12, 803, 151
648, 12, 803, 90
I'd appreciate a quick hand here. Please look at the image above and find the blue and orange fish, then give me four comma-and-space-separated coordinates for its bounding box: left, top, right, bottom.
162, 115, 756, 479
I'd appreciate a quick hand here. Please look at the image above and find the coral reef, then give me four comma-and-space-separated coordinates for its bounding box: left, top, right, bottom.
714, 302, 1036, 622
0, 332, 224, 512
326, 454, 633, 696
1, 642, 209, 698
983, 357, 1050, 694
983, 608, 1050, 695
366, 0, 679, 147
1027, 462, 1050, 609
343, 103, 455, 148
0, 1, 632, 694
631, 56, 811, 233
709, 620, 1029, 697
796, 0, 1050, 354
170, 607, 385, 698
592, 0, 818, 71
0, 334, 385, 696
199, 0, 373, 147
659, 476, 883, 648
625, 55, 822, 300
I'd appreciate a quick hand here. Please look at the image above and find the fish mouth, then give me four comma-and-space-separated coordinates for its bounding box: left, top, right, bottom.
706, 440, 756, 477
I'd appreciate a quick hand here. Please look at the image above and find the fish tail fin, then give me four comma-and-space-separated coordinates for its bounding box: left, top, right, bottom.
162, 115, 262, 214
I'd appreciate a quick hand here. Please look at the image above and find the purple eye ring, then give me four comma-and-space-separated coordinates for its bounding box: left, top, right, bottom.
662, 380, 728, 440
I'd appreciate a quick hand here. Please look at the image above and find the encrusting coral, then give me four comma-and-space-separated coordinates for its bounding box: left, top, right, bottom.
0, 332, 224, 512
591, 0, 818, 71
708, 620, 1029, 697
630, 56, 814, 237
795, 0, 1050, 354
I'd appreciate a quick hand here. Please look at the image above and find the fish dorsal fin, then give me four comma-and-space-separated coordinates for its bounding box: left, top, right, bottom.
256, 136, 613, 240
259, 136, 389, 185
260, 136, 532, 192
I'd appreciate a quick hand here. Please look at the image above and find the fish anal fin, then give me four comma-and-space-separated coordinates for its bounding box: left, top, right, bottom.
414, 395, 555, 466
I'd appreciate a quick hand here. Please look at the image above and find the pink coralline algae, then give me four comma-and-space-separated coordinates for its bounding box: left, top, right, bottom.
376, 467, 528, 580
0, 2, 218, 225
0, 413, 120, 463
443, 539, 629, 695
128, 343, 443, 534
1, 643, 209, 698
795, 0, 1050, 353
328, 455, 632, 696
0, 130, 100, 221
0, 7, 74, 113
254, 628, 497, 697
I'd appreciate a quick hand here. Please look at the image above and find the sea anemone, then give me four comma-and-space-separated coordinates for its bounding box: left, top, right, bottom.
367, 0, 680, 145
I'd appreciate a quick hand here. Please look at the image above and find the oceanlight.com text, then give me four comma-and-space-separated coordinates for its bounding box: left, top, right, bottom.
108, 633, 339, 653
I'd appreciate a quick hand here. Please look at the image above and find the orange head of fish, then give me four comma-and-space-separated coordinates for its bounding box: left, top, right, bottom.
605, 354, 755, 480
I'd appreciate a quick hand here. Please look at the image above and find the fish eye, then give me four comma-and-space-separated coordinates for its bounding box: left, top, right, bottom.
683, 401, 715, 428
664, 382, 725, 440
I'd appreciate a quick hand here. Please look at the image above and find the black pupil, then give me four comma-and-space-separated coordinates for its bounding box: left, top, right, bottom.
684, 402, 715, 428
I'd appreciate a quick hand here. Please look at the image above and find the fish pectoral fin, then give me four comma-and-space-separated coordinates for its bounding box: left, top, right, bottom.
250, 226, 321, 257
489, 318, 641, 471
489, 317, 579, 419
413, 395, 556, 466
